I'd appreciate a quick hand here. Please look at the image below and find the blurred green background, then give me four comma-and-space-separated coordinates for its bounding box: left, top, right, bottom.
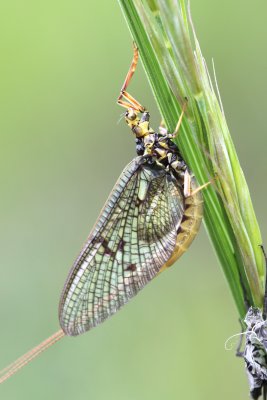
0, 1, 266, 399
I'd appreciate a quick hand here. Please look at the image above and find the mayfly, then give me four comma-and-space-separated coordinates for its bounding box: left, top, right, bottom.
236, 247, 267, 399
0, 45, 206, 383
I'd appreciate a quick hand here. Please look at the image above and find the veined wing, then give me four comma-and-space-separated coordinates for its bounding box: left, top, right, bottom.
59, 156, 184, 336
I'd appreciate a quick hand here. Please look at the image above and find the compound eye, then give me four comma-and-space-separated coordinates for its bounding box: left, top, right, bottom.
126, 109, 137, 121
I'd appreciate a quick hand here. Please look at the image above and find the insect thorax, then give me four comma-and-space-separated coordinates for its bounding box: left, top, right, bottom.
125, 109, 186, 175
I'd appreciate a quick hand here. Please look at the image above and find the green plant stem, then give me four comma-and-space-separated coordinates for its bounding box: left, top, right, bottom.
118, 0, 264, 317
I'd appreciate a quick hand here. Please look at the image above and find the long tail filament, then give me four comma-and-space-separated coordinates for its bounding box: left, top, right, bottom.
0, 329, 65, 384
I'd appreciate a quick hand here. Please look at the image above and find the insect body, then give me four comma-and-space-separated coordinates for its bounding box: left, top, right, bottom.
238, 248, 267, 399
242, 307, 267, 399
59, 46, 203, 336
0, 46, 206, 385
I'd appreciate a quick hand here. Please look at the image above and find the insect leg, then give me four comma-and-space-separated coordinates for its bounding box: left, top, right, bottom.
167, 98, 188, 139
117, 43, 145, 112
120, 91, 145, 112
184, 172, 217, 198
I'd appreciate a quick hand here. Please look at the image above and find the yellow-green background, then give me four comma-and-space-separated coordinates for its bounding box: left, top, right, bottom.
0, 1, 266, 399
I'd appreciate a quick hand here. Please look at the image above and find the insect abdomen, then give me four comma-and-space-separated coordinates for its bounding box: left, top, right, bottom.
160, 175, 203, 270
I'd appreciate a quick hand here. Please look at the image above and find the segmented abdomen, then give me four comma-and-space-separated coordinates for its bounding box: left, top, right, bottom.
160, 174, 203, 270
